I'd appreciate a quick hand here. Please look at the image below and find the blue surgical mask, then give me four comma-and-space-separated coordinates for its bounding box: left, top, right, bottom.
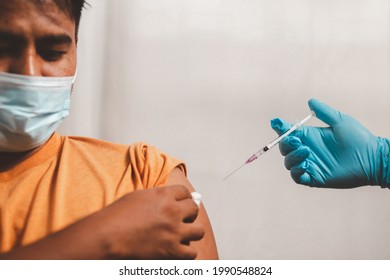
0, 72, 75, 152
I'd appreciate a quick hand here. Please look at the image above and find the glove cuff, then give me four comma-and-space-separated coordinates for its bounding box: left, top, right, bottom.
375, 137, 390, 188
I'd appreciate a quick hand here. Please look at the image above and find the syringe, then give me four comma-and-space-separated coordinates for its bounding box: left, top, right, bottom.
223, 111, 315, 181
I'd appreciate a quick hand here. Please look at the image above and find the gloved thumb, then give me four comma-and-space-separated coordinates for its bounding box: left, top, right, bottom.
271, 118, 292, 136
308, 99, 342, 127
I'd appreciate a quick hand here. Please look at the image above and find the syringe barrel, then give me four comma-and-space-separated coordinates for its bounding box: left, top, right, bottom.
267, 111, 314, 149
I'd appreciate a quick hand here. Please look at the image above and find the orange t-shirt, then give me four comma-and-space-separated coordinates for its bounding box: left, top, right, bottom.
0, 133, 185, 253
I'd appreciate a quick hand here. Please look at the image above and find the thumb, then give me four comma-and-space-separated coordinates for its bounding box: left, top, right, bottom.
308, 99, 342, 127
271, 118, 292, 136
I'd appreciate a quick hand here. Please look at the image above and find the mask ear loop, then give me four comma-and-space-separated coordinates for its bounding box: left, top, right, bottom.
72, 68, 78, 84
70, 68, 78, 93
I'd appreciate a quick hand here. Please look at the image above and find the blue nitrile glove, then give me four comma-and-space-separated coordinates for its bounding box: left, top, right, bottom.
270, 99, 390, 188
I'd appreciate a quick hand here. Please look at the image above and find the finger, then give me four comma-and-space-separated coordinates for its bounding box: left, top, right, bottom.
167, 185, 192, 201
297, 172, 312, 186
308, 99, 342, 127
181, 224, 205, 244
284, 146, 310, 170
173, 244, 198, 260
179, 199, 199, 223
279, 136, 302, 156
270, 118, 292, 135
290, 161, 308, 183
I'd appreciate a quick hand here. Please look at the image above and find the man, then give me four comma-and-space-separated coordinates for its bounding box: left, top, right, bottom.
0, 0, 218, 259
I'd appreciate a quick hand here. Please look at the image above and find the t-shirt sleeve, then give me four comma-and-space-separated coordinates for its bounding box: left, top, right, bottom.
129, 142, 187, 189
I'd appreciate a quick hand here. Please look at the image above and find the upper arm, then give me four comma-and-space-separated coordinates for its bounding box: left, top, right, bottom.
166, 168, 219, 260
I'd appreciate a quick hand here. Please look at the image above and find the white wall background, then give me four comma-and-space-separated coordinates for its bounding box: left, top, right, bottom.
59, 0, 390, 259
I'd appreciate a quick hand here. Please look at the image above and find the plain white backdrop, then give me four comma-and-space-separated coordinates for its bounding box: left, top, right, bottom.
59, 0, 390, 259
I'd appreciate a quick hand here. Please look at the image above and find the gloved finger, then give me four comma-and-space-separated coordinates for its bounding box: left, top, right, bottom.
296, 172, 312, 186
308, 99, 342, 127
279, 136, 302, 156
270, 118, 292, 136
290, 161, 308, 183
284, 146, 310, 170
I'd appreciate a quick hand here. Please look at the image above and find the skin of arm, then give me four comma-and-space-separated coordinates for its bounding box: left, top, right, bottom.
166, 168, 219, 260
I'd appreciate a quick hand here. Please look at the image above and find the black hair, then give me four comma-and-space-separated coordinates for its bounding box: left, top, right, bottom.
51, 0, 88, 35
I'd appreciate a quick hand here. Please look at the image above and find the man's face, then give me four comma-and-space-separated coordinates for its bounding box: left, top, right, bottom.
0, 0, 77, 77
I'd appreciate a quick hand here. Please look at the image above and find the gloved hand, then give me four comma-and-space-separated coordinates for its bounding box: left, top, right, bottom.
271, 99, 390, 188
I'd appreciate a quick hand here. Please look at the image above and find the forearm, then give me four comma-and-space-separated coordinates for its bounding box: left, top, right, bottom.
0, 211, 112, 260
1, 184, 205, 260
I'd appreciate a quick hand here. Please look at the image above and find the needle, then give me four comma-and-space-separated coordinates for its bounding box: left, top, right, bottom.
223, 111, 315, 181
223, 162, 247, 181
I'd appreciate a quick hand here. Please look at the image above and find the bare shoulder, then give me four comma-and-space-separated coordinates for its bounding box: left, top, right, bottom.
167, 168, 219, 260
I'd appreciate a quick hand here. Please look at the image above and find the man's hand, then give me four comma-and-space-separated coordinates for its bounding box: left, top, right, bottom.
99, 185, 204, 259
